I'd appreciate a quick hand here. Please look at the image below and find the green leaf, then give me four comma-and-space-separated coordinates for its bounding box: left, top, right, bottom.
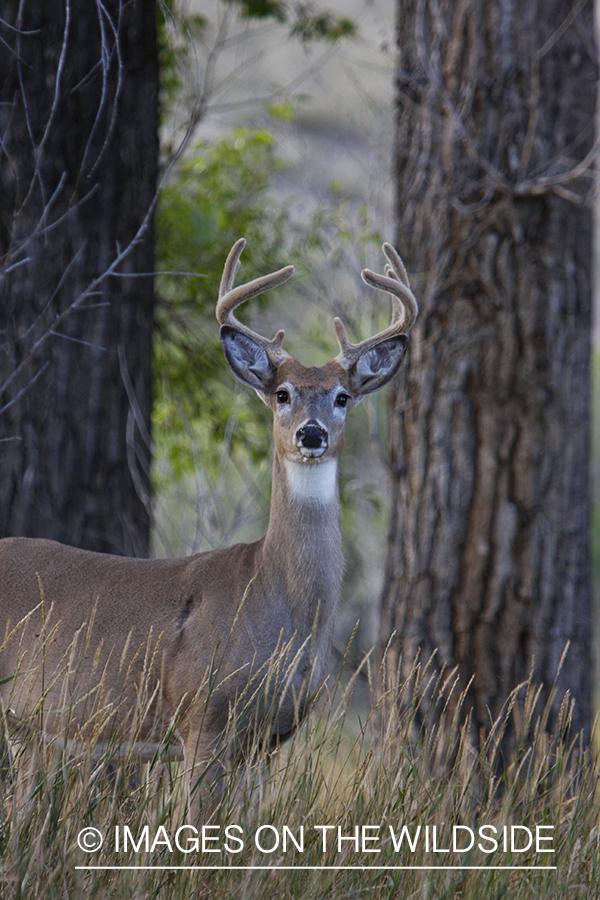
290, 4, 356, 42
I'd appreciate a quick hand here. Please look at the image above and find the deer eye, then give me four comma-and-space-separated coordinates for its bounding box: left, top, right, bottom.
335, 393, 350, 408
276, 390, 290, 405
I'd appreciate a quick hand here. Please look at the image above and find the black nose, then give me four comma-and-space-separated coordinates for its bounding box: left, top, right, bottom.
296, 422, 328, 449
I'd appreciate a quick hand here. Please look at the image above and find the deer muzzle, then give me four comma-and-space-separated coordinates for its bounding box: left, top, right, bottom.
296, 421, 328, 458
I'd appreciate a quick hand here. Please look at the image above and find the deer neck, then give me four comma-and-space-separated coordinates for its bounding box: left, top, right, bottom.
261, 453, 343, 623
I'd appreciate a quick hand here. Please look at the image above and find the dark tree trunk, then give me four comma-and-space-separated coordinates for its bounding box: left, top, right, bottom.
0, 0, 158, 555
379, 0, 595, 740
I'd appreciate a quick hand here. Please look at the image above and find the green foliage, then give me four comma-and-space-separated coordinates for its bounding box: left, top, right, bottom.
221, 0, 357, 39
154, 127, 292, 486
291, 4, 356, 42
223, 0, 287, 21
265, 99, 301, 123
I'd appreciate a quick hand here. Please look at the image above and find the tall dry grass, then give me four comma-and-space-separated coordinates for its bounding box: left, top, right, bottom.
1, 625, 598, 900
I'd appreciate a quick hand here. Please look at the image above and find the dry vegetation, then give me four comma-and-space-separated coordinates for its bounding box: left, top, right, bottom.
1, 627, 598, 899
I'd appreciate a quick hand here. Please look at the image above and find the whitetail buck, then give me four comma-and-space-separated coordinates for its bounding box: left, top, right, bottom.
0, 239, 417, 811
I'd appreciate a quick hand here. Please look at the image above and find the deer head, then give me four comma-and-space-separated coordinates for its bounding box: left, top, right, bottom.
216, 238, 418, 490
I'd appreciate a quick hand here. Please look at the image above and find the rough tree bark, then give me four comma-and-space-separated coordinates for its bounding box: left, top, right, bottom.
379, 0, 596, 740
0, 0, 158, 555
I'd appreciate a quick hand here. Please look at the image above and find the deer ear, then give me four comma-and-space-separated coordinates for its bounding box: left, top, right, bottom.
220, 326, 277, 397
349, 335, 408, 397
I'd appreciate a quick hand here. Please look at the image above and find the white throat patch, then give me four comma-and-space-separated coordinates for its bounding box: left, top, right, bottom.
284, 459, 338, 504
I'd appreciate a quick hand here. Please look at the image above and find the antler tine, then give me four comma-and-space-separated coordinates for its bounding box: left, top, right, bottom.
334, 243, 418, 369
362, 242, 418, 331
382, 242, 409, 287
216, 239, 295, 363
218, 237, 245, 299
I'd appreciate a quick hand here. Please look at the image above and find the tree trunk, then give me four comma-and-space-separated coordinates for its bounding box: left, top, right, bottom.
379, 0, 595, 740
0, 0, 158, 556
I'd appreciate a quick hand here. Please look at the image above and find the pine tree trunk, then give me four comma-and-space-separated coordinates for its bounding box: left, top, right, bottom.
0, 0, 158, 555
379, 0, 595, 740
